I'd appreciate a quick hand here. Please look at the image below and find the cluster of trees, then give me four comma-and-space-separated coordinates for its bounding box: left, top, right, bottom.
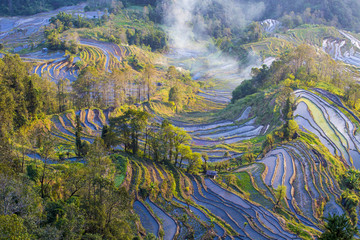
0, 56, 151, 238
105, 109, 204, 174
0, 54, 157, 129
0, 0, 85, 16
126, 28, 167, 52
232, 44, 356, 106
0, 132, 137, 239
49, 11, 97, 31
279, 8, 338, 29
44, 12, 108, 53
0, 55, 59, 138
72, 63, 156, 109
339, 169, 360, 227
320, 214, 358, 240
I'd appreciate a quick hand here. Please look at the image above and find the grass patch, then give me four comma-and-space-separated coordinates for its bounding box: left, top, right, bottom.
233, 172, 273, 208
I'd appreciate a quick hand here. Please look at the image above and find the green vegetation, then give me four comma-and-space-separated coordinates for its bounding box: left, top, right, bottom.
320, 214, 358, 240
3, 0, 360, 238
0, 0, 84, 16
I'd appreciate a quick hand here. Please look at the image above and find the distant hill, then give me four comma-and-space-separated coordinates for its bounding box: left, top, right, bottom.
262, 0, 360, 31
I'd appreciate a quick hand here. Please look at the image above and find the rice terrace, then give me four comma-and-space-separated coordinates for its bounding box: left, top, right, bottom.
2, 0, 360, 239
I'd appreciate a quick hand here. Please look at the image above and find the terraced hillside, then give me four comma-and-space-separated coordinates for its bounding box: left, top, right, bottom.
0, 3, 102, 48
259, 142, 344, 226
30, 40, 133, 81
32, 57, 78, 81
244, 25, 360, 69
294, 89, 360, 169
50, 108, 112, 143
127, 160, 301, 239
322, 30, 360, 67
173, 107, 266, 147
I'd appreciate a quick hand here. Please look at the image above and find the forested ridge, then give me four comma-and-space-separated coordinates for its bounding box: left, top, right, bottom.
3, 0, 360, 32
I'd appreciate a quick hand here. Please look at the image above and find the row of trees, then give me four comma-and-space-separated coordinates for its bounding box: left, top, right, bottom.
72, 63, 156, 109
126, 28, 167, 52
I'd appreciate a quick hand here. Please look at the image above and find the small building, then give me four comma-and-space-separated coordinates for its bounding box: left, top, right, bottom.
206, 170, 218, 179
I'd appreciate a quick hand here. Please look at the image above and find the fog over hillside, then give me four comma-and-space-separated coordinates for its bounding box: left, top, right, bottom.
164, 0, 266, 86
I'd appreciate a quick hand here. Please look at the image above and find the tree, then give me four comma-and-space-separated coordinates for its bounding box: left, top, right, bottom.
15, 129, 30, 172
169, 86, 183, 112
266, 134, 274, 149
263, 134, 275, 154
225, 174, 237, 188
110, 109, 150, 155
275, 185, 287, 207
283, 119, 299, 140
187, 152, 202, 174
55, 78, 69, 112
39, 132, 56, 198
166, 66, 178, 83
101, 125, 117, 150
162, 124, 191, 166
202, 153, 209, 172
144, 233, 157, 240
343, 169, 360, 190
111, 69, 127, 107
0, 214, 30, 240
320, 214, 357, 240
231, 79, 257, 103
72, 67, 100, 109
26, 79, 39, 118
243, 152, 256, 163
143, 64, 155, 101
75, 115, 83, 157
283, 97, 293, 120
179, 145, 192, 168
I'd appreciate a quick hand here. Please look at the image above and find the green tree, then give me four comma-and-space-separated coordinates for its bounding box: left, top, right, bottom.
283, 97, 293, 120
283, 119, 299, 140
178, 145, 192, 168
231, 80, 257, 103
266, 134, 274, 149
0, 214, 30, 240
101, 125, 117, 150
320, 214, 357, 240
202, 153, 209, 172
275, 185, 287, 207
343, 169, 360, 190
187, 152, 202, 174
39, 132, 56, 198
75, 115, 83, 157
143, 64, 155, 101
169, 86, 183, 112
26, 79, 39, 118
243, 152, 256, 163
110, 109, 150, 155
225, 174, 237, 188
